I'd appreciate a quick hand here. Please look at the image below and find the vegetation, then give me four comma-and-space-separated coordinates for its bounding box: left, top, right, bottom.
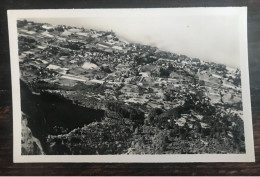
46, 118, 134, 155
18, 19, 245, 155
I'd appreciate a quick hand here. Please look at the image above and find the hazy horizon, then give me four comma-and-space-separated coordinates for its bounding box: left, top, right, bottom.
23, 10, 243, 68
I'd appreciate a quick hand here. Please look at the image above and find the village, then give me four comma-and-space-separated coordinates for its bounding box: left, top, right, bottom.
18, 19, 245, 155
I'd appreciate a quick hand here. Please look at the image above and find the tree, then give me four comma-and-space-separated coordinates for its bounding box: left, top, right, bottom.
55, 26, 64, 32
233, 72, 241, 87
17, 20, 28, 28
159, 68, 170, 78
47, 28, 54, 32
148, 108, 163, 124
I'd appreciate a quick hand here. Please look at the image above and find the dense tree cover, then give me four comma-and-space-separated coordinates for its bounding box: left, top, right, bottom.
100, 65, 112, 73
132, 91, 245, 154
106, 101, 145, 124
18, 36, 36, 43
17, 19, 28, 28
73, 82, 106, 95
163, 89, 177, 101
18, 36, 37, 52
159, 67, 171, 78
132, 110, 245, 154
134, 55, 158, 66
46, 118, 134, 155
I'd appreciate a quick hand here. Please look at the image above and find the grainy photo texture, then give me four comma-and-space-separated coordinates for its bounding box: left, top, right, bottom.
8, 8, 255, 162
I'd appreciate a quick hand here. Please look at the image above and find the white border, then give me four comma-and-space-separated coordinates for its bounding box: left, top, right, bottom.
7, 7, 255, 163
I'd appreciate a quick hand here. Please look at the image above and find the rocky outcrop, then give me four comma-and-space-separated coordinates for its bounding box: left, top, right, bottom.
21, 113, 45, 155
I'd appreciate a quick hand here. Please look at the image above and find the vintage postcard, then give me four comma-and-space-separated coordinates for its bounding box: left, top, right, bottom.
8, 7, 255, 162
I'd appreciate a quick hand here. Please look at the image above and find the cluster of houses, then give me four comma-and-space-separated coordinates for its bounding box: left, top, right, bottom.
17, 20, 245, 155
18, 20, 242, 124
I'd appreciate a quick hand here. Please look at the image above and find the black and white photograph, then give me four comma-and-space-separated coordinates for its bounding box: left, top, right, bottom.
8, 8, 255, 162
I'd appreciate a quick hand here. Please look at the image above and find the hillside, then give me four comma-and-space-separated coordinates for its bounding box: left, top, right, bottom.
17, 19, 245, 155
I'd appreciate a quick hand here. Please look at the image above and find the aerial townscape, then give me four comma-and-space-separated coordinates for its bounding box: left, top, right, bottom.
17, 19, 245, 155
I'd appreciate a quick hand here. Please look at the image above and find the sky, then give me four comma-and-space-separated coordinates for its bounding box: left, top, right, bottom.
24, 8, 245, 68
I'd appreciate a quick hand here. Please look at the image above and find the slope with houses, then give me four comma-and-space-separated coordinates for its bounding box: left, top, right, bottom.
17, 19, 245, 155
